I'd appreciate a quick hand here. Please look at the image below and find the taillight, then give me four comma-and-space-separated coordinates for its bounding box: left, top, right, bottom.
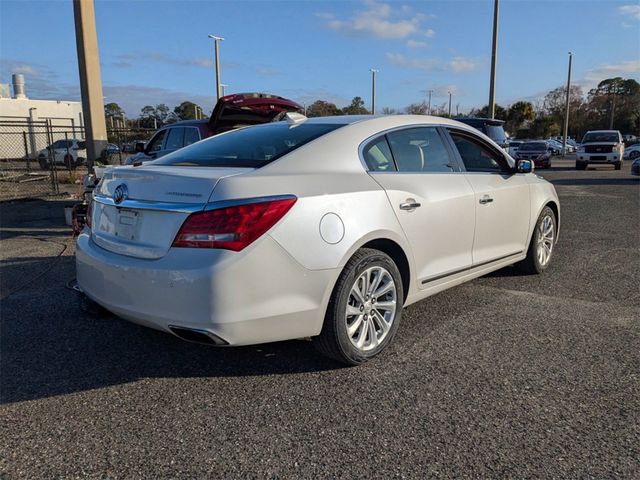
172, 197, 297, 251
86, 200, 93, 229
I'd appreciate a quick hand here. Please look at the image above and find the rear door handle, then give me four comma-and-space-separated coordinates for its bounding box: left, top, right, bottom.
479, 195, 493, 205
399, 200, 421, 211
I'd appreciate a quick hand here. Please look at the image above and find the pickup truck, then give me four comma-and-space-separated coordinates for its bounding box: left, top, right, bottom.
576, 130, 625, 170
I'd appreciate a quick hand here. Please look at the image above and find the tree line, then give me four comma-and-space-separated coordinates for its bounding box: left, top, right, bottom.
308, 77, 639, 139
104, 101, 209, 129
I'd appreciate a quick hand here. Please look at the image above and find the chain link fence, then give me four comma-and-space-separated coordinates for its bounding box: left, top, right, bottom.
0, 120, 155, 201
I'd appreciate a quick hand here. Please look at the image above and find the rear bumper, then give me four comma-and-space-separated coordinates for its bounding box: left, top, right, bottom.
76, 231, 336, 345
577, 152, 621, 163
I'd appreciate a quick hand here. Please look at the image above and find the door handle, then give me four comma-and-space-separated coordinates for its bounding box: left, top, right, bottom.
479, 195, 493, 205
399, 200, 421, 211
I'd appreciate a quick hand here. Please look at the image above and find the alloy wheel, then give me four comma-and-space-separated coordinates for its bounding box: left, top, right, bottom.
345, 266, 397, 352
536, 215, 555, 266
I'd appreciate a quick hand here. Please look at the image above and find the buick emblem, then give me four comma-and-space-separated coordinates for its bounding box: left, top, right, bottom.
113, 184, 128, 204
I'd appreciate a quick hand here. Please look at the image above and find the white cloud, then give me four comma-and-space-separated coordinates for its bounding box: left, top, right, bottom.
385, 52, 439, 71
117, 52, 214, 69
618, 5, 640, 20
321, 1, 434, 39
385, 53, 482, 73
448, 56, 482, 73
424, 28, 435, 38
580, 59, 640, 90
406, 39, 428, 48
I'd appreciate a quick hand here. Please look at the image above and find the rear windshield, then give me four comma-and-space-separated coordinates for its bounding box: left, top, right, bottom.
519, 142, 548, 151
582, 132, 619, 143
151, 123, 343, 168
484, 124, 507, 144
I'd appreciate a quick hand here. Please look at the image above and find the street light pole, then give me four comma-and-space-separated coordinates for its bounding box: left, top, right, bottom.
427, 89, 433, 115
448, 91, 453, 117
370, 69, 379, 114
562, 52, 573, 157
220, 83, 228, 96
488, 0, 500, 119
208, 34, 224, 101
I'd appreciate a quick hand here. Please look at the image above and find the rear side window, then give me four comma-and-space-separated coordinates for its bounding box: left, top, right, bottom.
152, 123, 343, 168
387, 127, 452, 173
449, 132, 508, 173
363, 137, 395, 171
165, 127, 185, 150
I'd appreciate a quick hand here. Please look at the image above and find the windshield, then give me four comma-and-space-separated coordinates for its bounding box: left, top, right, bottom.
484, 125, 507, 144
582, 132, 619, 143
519, 142, 548, 151
151, 123, 343, 168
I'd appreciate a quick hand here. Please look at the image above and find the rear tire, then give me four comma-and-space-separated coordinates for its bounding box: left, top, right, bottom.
516, 206, 557, 275
314, 248, 403, 365
576, 161, 587, 170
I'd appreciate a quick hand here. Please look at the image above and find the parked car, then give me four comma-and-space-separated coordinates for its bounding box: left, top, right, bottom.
456, 117, 509, 151
576, 130, 625, 170
508, 140, 523, 158
623, 143, 640, 160
546, 139, 564, 155
122, 140, 146, 153
78, 114, 560, 365
38, 138, 86, 169
106, 143, 120, 154
516, 141, 552, 168
124, 92, 302, 165
631, 157, 640, 176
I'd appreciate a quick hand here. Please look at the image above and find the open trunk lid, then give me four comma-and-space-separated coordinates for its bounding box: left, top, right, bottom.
91, 165, 250, 259
208, 92, 302, 135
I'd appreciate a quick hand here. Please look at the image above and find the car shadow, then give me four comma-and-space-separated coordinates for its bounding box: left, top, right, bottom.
0, 254, 344, 405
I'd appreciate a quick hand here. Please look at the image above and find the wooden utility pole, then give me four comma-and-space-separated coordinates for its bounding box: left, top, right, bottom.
73, 0, 108, 169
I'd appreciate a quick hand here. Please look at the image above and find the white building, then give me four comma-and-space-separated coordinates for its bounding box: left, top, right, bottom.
0, 74, 84, 159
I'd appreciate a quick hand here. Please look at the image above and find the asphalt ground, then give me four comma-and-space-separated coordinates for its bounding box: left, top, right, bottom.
1, 157, 639, 478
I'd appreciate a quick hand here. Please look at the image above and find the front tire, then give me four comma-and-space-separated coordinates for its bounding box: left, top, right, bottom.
516, 206, 557, 275
314, 248, 403, 365
614, 162, 622, 170
576, 161, 587, 170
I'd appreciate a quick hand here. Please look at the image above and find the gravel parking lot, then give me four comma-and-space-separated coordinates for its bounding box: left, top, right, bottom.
1, 158, 638, 478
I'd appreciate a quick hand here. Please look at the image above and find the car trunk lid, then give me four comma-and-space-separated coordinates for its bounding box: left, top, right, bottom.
208, 92, 302, 136
91, 165, 251, 259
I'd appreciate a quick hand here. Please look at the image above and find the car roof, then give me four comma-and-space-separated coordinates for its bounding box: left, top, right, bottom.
300, 114, 493, 130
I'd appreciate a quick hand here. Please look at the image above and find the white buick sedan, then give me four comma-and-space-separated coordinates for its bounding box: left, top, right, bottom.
77, 115, 560, 365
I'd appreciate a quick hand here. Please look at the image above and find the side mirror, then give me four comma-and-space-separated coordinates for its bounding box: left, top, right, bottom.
135, 141, 146, 153
517, 159, 533, 174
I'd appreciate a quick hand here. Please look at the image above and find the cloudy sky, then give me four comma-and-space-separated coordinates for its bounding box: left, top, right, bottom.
1, 0, 639, 116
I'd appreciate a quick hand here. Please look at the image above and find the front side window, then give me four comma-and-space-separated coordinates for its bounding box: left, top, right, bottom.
449, 132, 508, 173
387, 127, 452, 173
363, 136, 395, 171
165, 127, 185, 150
147, 129, 168, 152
